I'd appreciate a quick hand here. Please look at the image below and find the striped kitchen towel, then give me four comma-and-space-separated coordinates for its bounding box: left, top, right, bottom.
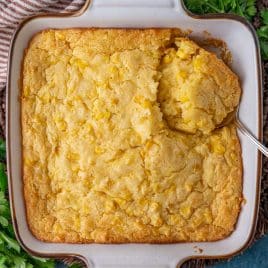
0, 0, 86, 90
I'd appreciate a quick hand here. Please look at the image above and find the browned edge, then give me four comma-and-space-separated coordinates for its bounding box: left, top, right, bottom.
5, 0, 263, 267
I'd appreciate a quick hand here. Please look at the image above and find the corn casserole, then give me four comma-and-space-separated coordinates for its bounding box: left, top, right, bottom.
22, 29, 242, 243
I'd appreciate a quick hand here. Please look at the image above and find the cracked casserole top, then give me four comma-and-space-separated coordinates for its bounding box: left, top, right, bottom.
22, 29, 242, 243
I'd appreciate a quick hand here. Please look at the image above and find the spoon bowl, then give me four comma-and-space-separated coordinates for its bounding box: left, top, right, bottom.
218, 105, 267, 157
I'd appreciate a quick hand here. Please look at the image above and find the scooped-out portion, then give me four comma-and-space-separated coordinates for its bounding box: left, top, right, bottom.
158, 38, 241, 134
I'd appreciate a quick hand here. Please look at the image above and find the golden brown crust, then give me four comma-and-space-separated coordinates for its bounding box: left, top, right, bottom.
22, 29, 242, 243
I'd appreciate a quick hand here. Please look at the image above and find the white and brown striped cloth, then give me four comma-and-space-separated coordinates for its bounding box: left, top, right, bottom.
0, 0, 86, 90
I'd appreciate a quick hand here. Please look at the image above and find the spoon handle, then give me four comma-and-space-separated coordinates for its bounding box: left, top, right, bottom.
235, 119, 267, 157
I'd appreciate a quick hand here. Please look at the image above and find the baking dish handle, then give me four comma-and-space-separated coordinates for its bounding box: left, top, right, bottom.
89, 0, 181, 9
83, 252, 190, 268
83, 0, 187, 16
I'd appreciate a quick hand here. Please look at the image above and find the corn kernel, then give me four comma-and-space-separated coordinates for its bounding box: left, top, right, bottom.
204, 210, 213, 224
24, 157, 34, 166
53, 222, 62, 233
70, 58, 88, 70
197, 120, 206, 128
71, 128, 79, 136
159, 226, 170, 236
169, 214, 181, 225
121, 191, 132, 200
95, 146, 104, 154
141, 99, 151, 109
176, 50, 188, 59
74, 217, 80, 228
55, 32, 64, 40
105, 200, 116, 212
109, 66, 117, 73
67, 87, 75, 95
176, 70, 188, 82
58, 121, 67, 131
111, 53, 120, 64
73, 96, 83, 103
213, 144, 225, 154
210, 136, 226, 154
24, 86, 30, 97
40, 91, 50, 103
163, 54, 172, 64
211, 140, 225, 154
193, 57, 202, 69
82, 204, 90, 214
150, 202, 160, 211
152, 183, 160, 192
126, 155, 135, 164
115, 198, 127, 206
192, 216, 203, 228
87, 123, 93, 133
55, 117, 67, 131
164, 185, 176, 195
95, 111, 111, 120
138, 199, 148, 207
185, 182, 193, 192
71, 166, 79, 173
230, 152, 237, 161
180, 205, 192, 219
67, 152, 79, 161
179, 94, 189, 103
126, 206, 133, 216
151, 215, 163, 226
96, 81, 109, 89
145, 140, 155, 150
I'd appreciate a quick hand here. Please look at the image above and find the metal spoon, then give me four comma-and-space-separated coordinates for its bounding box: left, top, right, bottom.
218, 107, 267, 157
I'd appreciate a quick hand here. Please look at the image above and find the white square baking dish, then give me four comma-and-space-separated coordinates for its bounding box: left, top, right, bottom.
6, 0, 262, 267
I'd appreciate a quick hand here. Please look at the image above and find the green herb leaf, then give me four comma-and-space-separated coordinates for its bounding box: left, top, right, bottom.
0, 232, 20, 253
0, 216, 8, 227
31, 256, 56, 263
257, 25, 268, 39
257, 8, 268, 59
260, 40, 268, 60
31, 258, 56, 268
261, 10, 268, 25
0, 163, 7, 192
13, 255, 27, 268
0, 140, 5, 162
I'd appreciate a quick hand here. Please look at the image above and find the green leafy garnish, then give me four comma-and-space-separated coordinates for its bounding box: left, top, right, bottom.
0, 163, 7, 192
260, 9, 268, 25
257, 10, 268, 60
0, 140, 5, 162
184, 0, 257, 20
0, 231, 21, 253
0, 137, 57, 267
184, 1, 268, 60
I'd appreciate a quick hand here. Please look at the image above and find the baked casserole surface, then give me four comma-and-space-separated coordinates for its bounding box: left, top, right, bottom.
22, 29, 242, 243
